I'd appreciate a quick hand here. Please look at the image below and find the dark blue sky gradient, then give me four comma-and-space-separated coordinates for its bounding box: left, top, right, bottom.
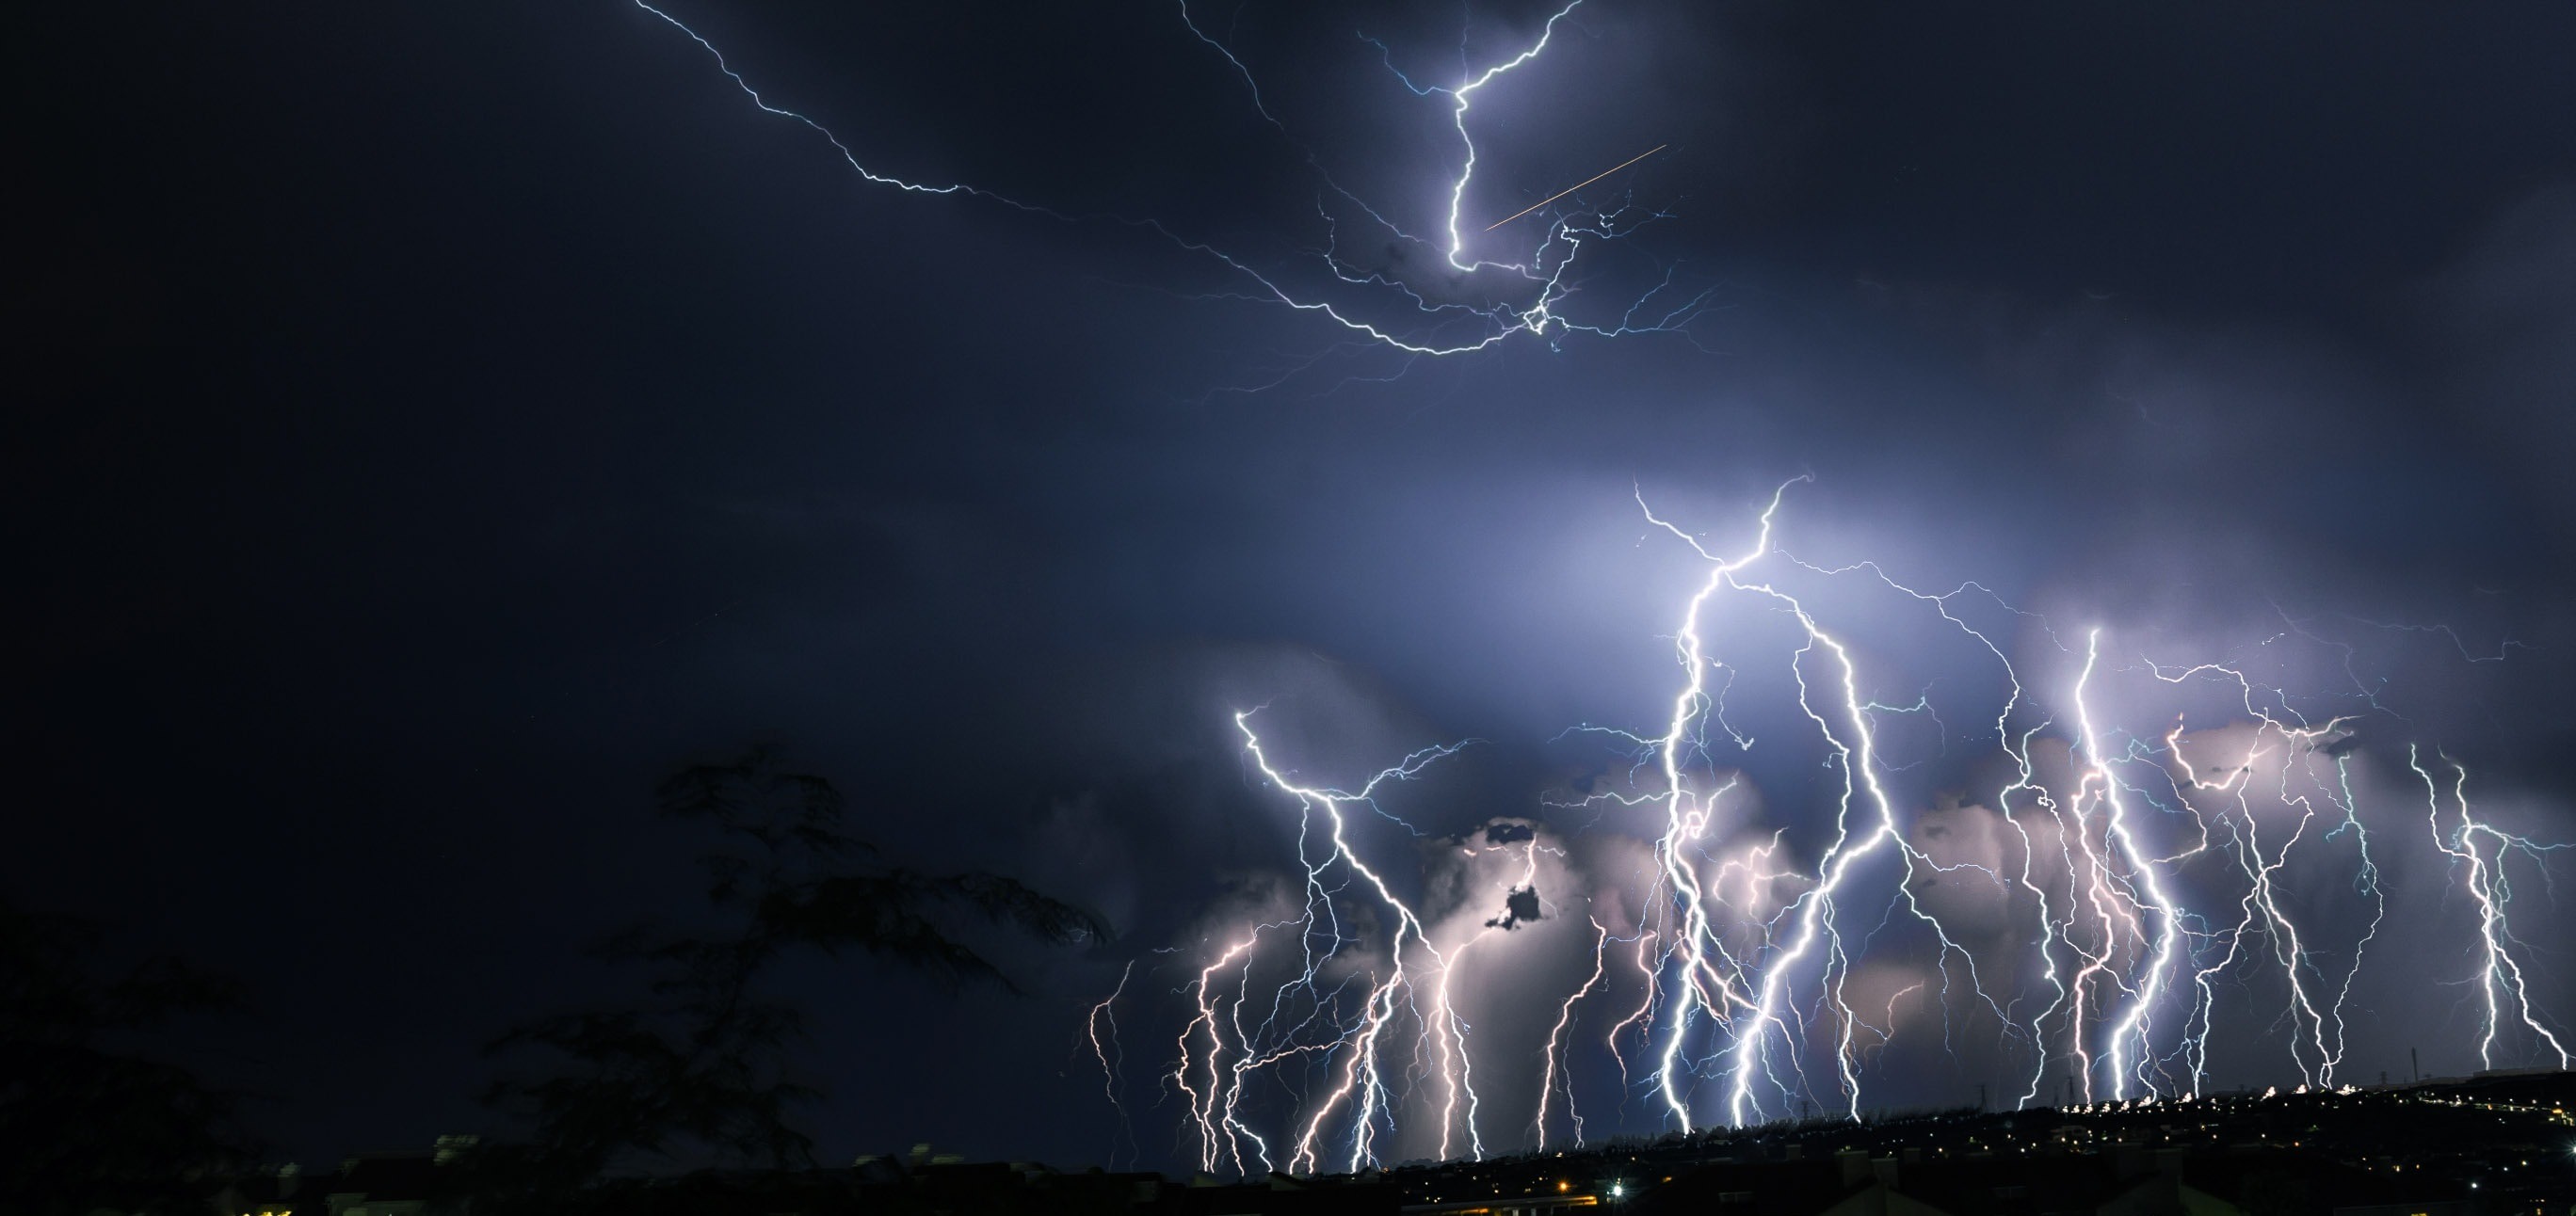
11, 0, 2576, 1171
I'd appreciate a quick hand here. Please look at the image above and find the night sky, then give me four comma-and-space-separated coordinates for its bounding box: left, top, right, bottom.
13, 0, 2576, 1177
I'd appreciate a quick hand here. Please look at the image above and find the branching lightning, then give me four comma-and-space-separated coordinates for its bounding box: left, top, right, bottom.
2412, 749, 2573, 1072
625, 0, 1713, 385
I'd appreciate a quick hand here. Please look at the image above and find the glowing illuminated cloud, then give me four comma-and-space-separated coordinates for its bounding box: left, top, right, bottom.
1104, 483, 2569, 1173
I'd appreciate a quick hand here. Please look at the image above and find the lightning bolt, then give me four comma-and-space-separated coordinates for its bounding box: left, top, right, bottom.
1535, 916, 1609, 1148
1430, 1, 1590, 272
1087, 960, 1135, 1167
2073, 632, 2185, 1102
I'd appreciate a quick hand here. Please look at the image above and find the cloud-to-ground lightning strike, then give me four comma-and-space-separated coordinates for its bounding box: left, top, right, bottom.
1086, 961, 1136, 1168
1086, 484, 2574, 1175
1534, 916, 1609, 1147
2412, 749, 2572, 1073
626, 1, 1714, 378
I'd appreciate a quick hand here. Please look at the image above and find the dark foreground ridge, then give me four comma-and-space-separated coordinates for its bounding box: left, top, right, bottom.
223, 1071, 2576, 1216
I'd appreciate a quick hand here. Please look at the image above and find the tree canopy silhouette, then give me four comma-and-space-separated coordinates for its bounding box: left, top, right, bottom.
479, 747, 1109, 1200
0, 898, 253, 1216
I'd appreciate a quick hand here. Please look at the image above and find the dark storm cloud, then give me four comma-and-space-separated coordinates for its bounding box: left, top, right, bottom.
1485, 886, 1543, 931
10, 0, 2576, 1174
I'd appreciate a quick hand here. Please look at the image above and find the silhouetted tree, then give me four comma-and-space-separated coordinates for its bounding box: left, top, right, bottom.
477, 748, 1107, 1204
0, 899, 254, 1215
